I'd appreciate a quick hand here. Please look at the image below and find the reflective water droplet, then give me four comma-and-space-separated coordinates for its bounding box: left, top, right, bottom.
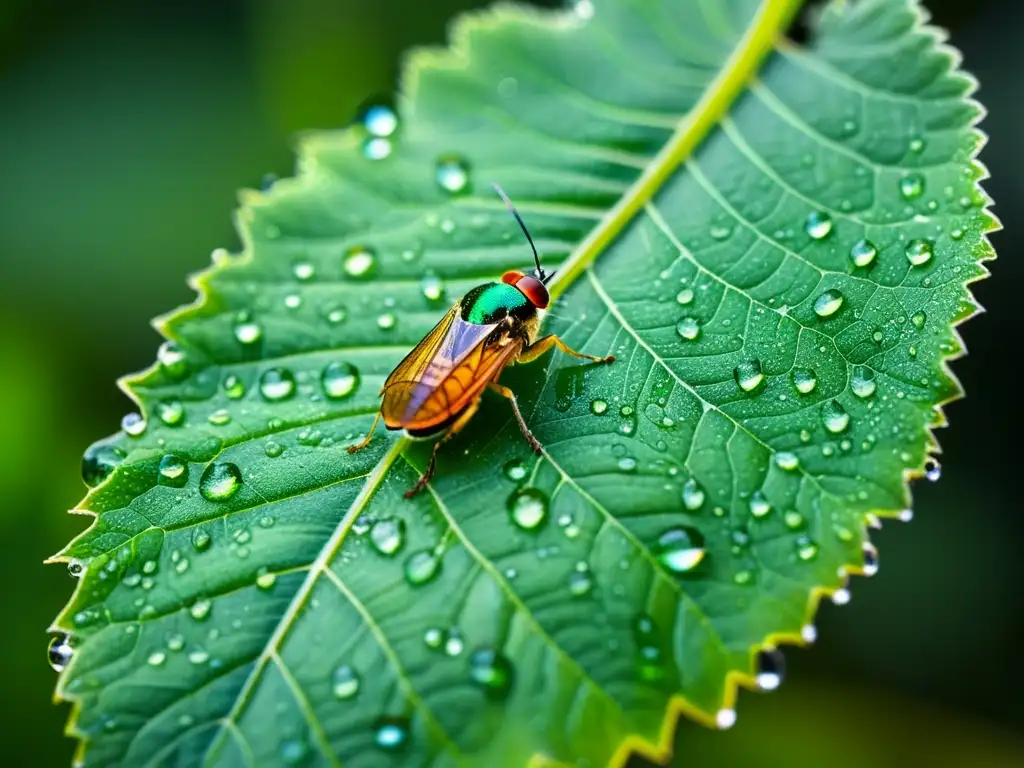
775, 452, 799, 471
468, 648, 514, 699
849, 239, 877, 268
590, 399, 608, 415
158, 455, 188, 487
343, 246, 377, 279
734, 359, 764, 392
851, 366, 876, 398
157, 341, 189, 379
223, 374, 246, 399
909, 137, 926, 153
192, 527, 212, 552
199, 462, 242, 501
279, 738, 308, 765
573, 0, 595, 20
122, 412, 146, 436
420, 274, 445, 304
283, 294, 301, 310
259, 368, 296, 402
233, 312, 262, 345
791, 368, 817, 394
832, 587, 851, 605
795, 535, 819, 561
332, 664, 360, 699
256, 568, 276, 590
326, 306, 347, 324
444, 629, 464, 656
862, 542, 879, 577
363, 104, 398, 137
805, 211, 833, 240
376, 312, 396, 330
899, 173, 924, 200
905, 239, 933, 266
166, 633, 185, 652
617, 456, 637, 472
188, 648, 209, 665
508, 487, 548, 531
48, 635, 73, 672
370, 517, 405, 555
676, 317, 701, 341
655, 527, 706, 573
436, 155, 471, 194
756, 648, 786, 691
813, 289, 844, 317
81, 442, 126, 487
67, 560, 84, 579
190, 599, 212, 621
147, 651, 166, 667
676, 287, 695, 305
568, 568, 592, 596
503, 459, 527, 481
363, 137, 392, 160
749, 490, 771, 518
156, 400, 185, 427
321, 362, 359, 400
404, 549, 441, 585
821, 400, 850, 433
374, 718, 409, 751
710, 224, 732, 241
423, 627, 444, 649
716, 709, 737, 729
801, 624, 818, 643
208, 409, 231, 426
682, 479, 705, 511
292, 260, 315, 281
911, 310, 927, 330
924, 457, 941, 482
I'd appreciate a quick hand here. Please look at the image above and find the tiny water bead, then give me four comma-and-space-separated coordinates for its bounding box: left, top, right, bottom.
157, 454, 188, 488
370, 517, 406, 555
924, 457, 942, 482
223, 374, 246, 399
292, 260, 315, 281
121, 412, 146, 437
710, 224, 732, 241
813, 289, 844, 318
332, 665, 361, 699
190, 599, 212, 621
749, 490, 771, 518
208, 409, 231, 426
911, 310, 927, 330
404, 549, 441, 586
795, 535, 819, 561
681, 479, 705, 511
791, 368, 817, 394
376, 312, 397, 330
676, 287, 695, 305
343, 246, 378, 279
374, 718, 410, 752
899, 173, 925, 200
676, 317, 701, 341
259, 368, 296, 401
508, 487, 549, 531
435, 155, 471, 194
321, 362, 360, 400
849, 239, 878, 268
805, 211, 833, 240
256, 568, 277, 590
716, 709, 737, 730
363, 104, 398, 137
905, 239, 934, 266
590, 399, 608, 415
775, 451, 799, 471
233, 312, 262, 345
851, 365, 876, 398
755, 648, 786, 691
420, 274, 445, 304
503, 459, 527, 481
68, 560, 84, 579
156, 400, 185, 427
363, 137, 392, 160
468, 648, 514, 700
148, 651, 166, 667
617, 456, 637, 472
655, 527, 706, 574
821, 400, 850, 433
568, 569, 592, 596
862, 543, 879, 577
199, 462, 242, 501
734, 359, 764, 392
280, 739, 308, 766
48, 635, 73, 672
157, 341, 189, 379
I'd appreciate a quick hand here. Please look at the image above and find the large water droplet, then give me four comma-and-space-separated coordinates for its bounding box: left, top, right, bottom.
795, 535, 819, 561
199, 462, 242, 501
676, 287, 695, 305
507, 487, 548, 531
655, 527, 706, 573
468, 648, 514, 700
503, 459, 527, 481
374, 718, 410, 752
233, 312, 262, 345
370, 518, 405, 555
158, 454, 188, 488
676, 317, 701, 341
156, 400, 185, 427
749, 490, 771, 518
321, 362, 359, 400
157, 341, 189, 379
805, 211, 833, 240
223, 374, 246, 399
851, 366, 876, 398
905, 239, 933, 266
791, 368, 817, 394
332, 664, 361, 699
924, 457, 941, 482
734, 359, 764, 392
821, 400, 850, 433
849, 239, 877, 268
435, 156, 471, 194
363, 104, 398, 137
404, 549, 441, 585
343, 246, 378, 279
682, 478, 705, 511
775, 452, 799, 471
813, 289, 844, 317
590, 399, 608, 415
755, 648, 786, 691
121, 412, 146, 436
420, 274, 445, 304
48, 635, 73, 672
82, 443, 126, 487
259, 368, 296, 401
899, 173, 925, 200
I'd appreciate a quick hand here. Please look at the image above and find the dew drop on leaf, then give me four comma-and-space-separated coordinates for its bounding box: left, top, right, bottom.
468, 648, 514, 699
363, 137, 392, 160
568, 568, 592, 596
813, 289, 844, 317
376, 312, 397, 330
157, 341, 189, 379
435, 155, 471, 194
849, 238, 877, 268
321, 362, 360, 400
279, 738, 308, 766
48, 635, 73, 672
81, 442, 125, 487
911, 310, 927, 330
370, 517, 405, 556
404, 549, 441, 585
420, 274, 445, 304
851, 366, 876, 398
755, 648, 786, 691
256, 568, 276, 590
748, 490, 771, 518
374, 718, 410, 752
507, 487, 549, 531
795, 535, 819, 561
502, 459, 526, 481
675, 317, 701, 341
734, 359, 764, 392
716, 709, 737, 729
775, 452, 799, 471
190, 599, 212, 621
655, 526, 706, 573
924, 457, 941, 482
258, 368, 295, 402
208, 409, 231, 426
67, 560, 84, 579
905, 239, 934, 266
223, 374, 246, 399
121, 412, 146, 436
158, 455, 188, 488
363, 104, 398, 137
292, 260, 314, 281
821, 400, 850, 433
199, 462, 242, 501
192, 527, 212, 552
676, 287, 694, 305
805, 211, 833, 239
899, 173, 925, 200
791, 368, 817, 394
590, 399, 608, 415
681, 478, 705, 511
343, 246, 378, 279
188, 648, 209, 665
332, 665, 360, 699
147, 651, 166, 667
862, 542, 879, 577
156, 399, 185, 427
233, 312, 262, 345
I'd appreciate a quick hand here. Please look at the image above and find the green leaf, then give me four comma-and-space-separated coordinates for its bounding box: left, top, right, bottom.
51, 0, 995, 765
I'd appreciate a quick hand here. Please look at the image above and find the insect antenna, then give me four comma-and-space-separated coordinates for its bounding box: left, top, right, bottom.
492, 183, 548, 283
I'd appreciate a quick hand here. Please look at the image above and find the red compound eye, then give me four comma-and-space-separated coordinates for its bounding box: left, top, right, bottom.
514, 274, 549, 309
501, 270, 525, 286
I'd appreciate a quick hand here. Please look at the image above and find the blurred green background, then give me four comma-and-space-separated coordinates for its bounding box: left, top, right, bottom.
1, 0, 1020, 765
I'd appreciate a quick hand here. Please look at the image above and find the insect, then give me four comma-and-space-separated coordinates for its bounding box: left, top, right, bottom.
348, 183, 616, 498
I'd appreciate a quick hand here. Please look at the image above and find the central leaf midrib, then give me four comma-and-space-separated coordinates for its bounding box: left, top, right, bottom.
201, 0, 805, 762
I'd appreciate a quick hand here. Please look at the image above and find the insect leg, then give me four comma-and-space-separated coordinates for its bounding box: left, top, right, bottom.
347, 410, 383, 454
488, 382, 542, 455
404, 400, 481, 499
518, 334, 615, 365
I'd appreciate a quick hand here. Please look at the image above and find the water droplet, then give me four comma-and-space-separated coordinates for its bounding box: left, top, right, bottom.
445, 630, 464, 656
821, 400, 850, 433
279, 738, 308, 765
716, 709, 737, 729
363, 137, 392, 160
791, 368, 817, 394
199, 462, 242, 501
573, 0, 595, 20
190, 599, 212, 621
655, 526, 706, 573
404, 549, 441, 585
343, 246, 377, 279
911, 310, 927, 330
676, 287, 695, 305
755, 648, 786, 691
157, 454, 188, 487
775, 452, 799, 471
223, 374, 246, 399
420, 274, 445, 304
749, 490, 771, 518
81, 442, 126, 486
48, 635, 73, 672
233, 312, 262, 345
899, 173, 924, 200
121, 412, 146, 436
568, 569, 592, 596
805, 211, 833, 240
363, 104, 398, 137
321, 362, 359, 400
676, 317, 701, 341
795, 535, 819, 561
909, 137, 925, 153
710, 224, 732, 241
292, 260, 315, 281
468, 648, 514, 699
188, 648, 209, 665
147, 651, 166, 667
374, 718, 409, 751
849, 239, 877, 268
166, 633, 185, 652
67, 560, 84, 578
423, 627, 443, 649
617, 456, 637, 472
862, 542, 879, 577
435, 155, 471, 194
924, 457, 941, 482
259, 368, 296, 401
332, 665, 360, 699
508, 487, 548, 531
682, 479, 705, 511
157, 341, 189, 379
208, 409, 231, 426
832, 587, 851, 605
370, 517, 405, 555
283, 294, 301, 310
813, 289, 844, 317
905, 239, 933, 266
156, 400, 185, 427
590, 399, 608, 415
326, 306, 347, 324
503, 459, 527, 481
376, 312, 396, 330
256, 568, 276, 590
734, 359, 764, 392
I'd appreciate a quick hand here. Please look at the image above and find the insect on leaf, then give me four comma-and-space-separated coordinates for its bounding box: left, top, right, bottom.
51, 0, 995, 766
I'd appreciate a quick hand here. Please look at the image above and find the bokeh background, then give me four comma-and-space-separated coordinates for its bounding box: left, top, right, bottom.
0, 0, 1020, 765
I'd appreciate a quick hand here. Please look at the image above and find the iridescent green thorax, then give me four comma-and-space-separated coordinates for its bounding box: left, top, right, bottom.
460, 282, 532, 325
